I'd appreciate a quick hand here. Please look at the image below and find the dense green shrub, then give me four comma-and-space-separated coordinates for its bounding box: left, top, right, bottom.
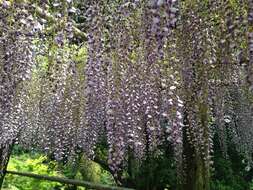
2, 154, 61, 190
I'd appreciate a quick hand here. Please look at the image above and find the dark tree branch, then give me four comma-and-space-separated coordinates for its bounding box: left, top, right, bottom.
34, 6, 87, 40
5, 170, 135, 190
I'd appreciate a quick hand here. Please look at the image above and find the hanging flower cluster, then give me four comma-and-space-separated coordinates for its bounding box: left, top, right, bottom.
3, 0, 253, 185
0, 1, 38, 175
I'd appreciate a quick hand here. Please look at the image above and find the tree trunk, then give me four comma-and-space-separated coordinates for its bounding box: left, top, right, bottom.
0, 148, 6, 188
64, 154, 82, 190
0, 144, 13, 189
182, 111, 210, 190
180, 6, 211, 188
